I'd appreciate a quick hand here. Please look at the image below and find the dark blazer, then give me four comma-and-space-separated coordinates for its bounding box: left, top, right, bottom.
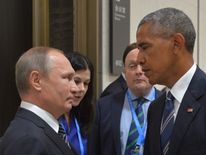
89, 88, 161, 155
0, 108, 75, 155
100, 74, 127, 98
144, 67, 206, 155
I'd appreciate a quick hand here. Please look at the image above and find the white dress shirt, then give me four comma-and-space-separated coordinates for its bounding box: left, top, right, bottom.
120, 87, 156, 155
169, 63, 196, 119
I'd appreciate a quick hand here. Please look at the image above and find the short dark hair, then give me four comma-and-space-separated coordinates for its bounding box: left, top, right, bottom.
138, 7, 196, 53
122, 42, 137, 65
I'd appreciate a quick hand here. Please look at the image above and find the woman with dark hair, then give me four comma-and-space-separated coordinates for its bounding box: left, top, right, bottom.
59, 52, 94, 155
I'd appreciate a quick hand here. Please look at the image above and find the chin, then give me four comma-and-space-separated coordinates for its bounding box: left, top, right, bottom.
148, 78, 157, 85
72, 101, 80, 107
65, 104, 72, 112
135, 84, 146, 89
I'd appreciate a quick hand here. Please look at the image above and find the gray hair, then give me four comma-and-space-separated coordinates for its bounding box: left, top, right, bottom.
137, 7, 196, 53
15, 46, 62, 94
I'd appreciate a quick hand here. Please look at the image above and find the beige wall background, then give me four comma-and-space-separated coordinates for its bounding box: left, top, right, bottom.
100, 0, 206, 92
199, 1, 206, 70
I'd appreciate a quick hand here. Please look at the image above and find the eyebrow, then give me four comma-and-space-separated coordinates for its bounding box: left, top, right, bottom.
137, 42, 148, 48
128, 60, 138, 64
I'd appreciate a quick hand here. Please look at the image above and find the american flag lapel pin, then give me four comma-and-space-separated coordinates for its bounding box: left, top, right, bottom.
187, 108, 193, 113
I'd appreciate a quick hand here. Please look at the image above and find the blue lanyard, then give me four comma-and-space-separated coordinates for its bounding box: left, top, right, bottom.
126, 91, 147, 145
74, 117, 84, 155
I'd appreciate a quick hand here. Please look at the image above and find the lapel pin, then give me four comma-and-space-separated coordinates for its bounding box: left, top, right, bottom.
187, 108, 193, 113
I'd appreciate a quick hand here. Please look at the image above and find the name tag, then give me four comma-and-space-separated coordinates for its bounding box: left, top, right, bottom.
131, 144, 143, 155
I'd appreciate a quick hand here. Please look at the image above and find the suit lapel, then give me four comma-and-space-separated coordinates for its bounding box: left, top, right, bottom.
169, 92, 200, 155
112, 91, 126, 155
152, 93, 167, 154
16, 108, 75, 155
119, 75, 127, 90
169, 67, 204, 155
44, 127, 75, 155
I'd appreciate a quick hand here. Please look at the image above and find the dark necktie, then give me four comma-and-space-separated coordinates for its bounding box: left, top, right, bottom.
160, 91, 175, 155
125, 97, 145, 155
58, 122, 71, 148
136, 98, 145, 128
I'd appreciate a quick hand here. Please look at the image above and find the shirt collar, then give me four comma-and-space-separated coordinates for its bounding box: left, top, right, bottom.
170, 63, 196, 103
127, 86, 156, 102
20, 101, 59, 133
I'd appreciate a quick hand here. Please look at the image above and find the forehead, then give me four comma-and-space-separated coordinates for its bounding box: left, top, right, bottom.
48, 51, 75, 73
137, 23, 153, 39
137, 22, 168, 40
137, 23, 164, 47
125, 49, 139, 62
75, 69, 91, 77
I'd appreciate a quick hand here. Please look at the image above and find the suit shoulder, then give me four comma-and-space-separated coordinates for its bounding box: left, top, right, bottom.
97, 90, 126, 107
100, 76, 127, 98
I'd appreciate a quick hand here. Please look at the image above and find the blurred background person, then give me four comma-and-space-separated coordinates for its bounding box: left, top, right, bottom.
59, 52, 94, 155
100, 43, 137, 98
89, 47, 161, 155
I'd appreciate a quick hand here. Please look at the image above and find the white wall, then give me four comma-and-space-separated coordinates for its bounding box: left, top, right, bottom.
199, 0, 206, 71
101, 0, 118, 90
101, 0, 206, 92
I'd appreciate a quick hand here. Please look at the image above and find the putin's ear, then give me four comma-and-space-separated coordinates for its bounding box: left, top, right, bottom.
29, 71, 42, 91
173, 33, 185, 51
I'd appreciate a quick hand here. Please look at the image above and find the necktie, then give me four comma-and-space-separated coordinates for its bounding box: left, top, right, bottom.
136, 98, 145, 127
58, 122, 71, 148
160, 91, 175, 155
125, 97, 145, 155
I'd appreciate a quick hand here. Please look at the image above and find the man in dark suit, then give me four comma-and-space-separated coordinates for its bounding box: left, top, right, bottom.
100, 73, 127, 98
0, 47, 79, 155
136, 8, 206, 155
89, 47, 161, 155
100, 43, 137, 98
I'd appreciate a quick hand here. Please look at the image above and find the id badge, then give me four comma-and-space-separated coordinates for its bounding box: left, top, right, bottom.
130, 144, 143, 155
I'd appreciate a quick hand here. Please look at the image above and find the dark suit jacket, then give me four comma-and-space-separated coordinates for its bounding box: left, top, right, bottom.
100, 74, 127, 98
144, 67, 206, 155
89, 88, 160, 155
0, 108, 75, 155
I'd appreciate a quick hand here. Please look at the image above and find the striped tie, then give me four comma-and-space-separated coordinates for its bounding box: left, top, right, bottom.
125, 97, 145, 155
160, 91, 175, 155
58, 122, 71, 148
136, 98, 144, 128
